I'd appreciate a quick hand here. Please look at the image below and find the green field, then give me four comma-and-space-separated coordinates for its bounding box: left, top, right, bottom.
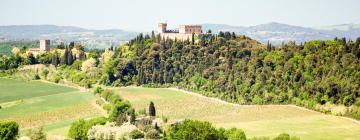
0, 78, 102, 136
0, 78, 75, 103
115, 87, 360, 140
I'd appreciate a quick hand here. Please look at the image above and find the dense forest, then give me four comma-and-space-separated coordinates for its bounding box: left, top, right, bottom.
1, 31, 360, 119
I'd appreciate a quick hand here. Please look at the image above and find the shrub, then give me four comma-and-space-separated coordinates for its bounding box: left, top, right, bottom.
129, 129, 144, 139
109, 94, 122, 104
136, 118, 153, 131
0, 106, 2, 109
116, 113, 128, 126
102, 104, 111, 112
27, 127, 46, 140
0, 121, 19, 140
101, 89, 114, 101
145, 129, 160, 139
225, 128, 246, 140
93, 86, 104, 95
168, 119, 221, 140
68, 117, 107, 140
109, 101, 131, 121
273, 133, 299, 140
129, 108, 136, 124
149, 101, 156, 117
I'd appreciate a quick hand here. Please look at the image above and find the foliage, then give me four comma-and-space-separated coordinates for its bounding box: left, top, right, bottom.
129, 129, 144, 139
149, 101, 156, 117
109, 101, 132, 121
68, 117, 107, 140
0, 121, 19, 140
27, 127, 46, 140
225, 128, 246, 140
145, 129, 161, 139
167, 119, 222, 140
273, 133, 300, 140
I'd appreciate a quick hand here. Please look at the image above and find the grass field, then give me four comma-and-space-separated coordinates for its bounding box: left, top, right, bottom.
115, 87, 360, 140
0, 78, 102, 136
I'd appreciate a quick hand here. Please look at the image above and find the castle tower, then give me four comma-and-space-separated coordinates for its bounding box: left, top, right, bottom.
158, 23, 167, 33
40, 39, 50, 51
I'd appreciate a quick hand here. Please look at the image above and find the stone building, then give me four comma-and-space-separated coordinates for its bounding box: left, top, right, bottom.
158, 23, 202, 42
26, 39, 50, 56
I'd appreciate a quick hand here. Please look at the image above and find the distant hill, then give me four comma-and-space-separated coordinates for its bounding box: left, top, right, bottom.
0, 25, 138, 49
203, 22, 360, 45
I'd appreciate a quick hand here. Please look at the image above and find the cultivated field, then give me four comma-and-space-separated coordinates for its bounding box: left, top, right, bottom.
115, 87, 360, 140
0, 78, 102, 136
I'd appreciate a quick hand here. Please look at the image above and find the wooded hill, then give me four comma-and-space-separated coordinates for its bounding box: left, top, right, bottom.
1, 32, 360, 119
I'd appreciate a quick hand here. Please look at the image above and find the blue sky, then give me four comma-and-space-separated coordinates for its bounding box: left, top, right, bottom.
0, 0, 359, 31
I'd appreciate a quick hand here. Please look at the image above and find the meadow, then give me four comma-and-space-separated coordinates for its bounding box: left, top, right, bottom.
0, 78, 102, 136
115, 87, 360, 140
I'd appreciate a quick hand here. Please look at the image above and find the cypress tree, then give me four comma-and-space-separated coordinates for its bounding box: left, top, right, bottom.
129, 108, 136, 124
51, 53, 57, 66
149, 101, 156, 117
67, 49, 73, 65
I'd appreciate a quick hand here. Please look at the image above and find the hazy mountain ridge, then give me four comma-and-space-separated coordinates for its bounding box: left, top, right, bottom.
203, 22, 360, 45
1, 23, 360, 46
0, 25, 138, 49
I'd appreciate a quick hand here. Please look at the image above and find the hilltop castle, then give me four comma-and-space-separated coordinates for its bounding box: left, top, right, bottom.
158, 23, 203, 42
26, 39, 50, 56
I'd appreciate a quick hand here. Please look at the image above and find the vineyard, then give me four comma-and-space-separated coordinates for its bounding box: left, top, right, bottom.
0, 78, 102, 136
116, 87, 360, 140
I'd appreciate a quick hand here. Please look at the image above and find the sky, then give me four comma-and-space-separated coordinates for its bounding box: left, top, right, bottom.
0, 0, 360, 31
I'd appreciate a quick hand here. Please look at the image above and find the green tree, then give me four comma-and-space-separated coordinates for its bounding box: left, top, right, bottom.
0, 121, 19, 140
109, 101, 131, 121
168, 119, 221, 140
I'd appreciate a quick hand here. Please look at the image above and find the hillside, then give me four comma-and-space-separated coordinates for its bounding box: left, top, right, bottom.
203, 22, 360, 45
116, 87, 360, 140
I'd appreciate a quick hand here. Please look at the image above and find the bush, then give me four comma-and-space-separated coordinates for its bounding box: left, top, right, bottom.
116, 113, 128, 126
109, 101, 131, 121
93, 86, 104, 95
102, 104, 111, 112
168, 119, 221, 140
273, 133, 299, 140
0, 121, 19, 140
68, 117, 107, 140
0, 106, 2, 109
136, 118, 153, 131
27, 127, 46, 140
145, 129, 160, 139
100, 89, 114, 101
225, 128, 246, 140
129, 129, 144, 139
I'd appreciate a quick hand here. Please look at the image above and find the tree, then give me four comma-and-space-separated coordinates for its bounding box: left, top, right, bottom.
168, 119, 221, 140
0, 121, 19, 140
273, 133, 300, 140
51, 53, 58, 66
225, 128, 246, 140
67, 48, 74, 65
149, 101, 156, 117
129, 108, 136, 124
109, 101, 132, 121
68, 117, 106, 140
61, 47, 68, 65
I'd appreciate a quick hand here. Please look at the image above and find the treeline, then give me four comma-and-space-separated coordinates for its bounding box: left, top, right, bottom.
106, 33, 360, 106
